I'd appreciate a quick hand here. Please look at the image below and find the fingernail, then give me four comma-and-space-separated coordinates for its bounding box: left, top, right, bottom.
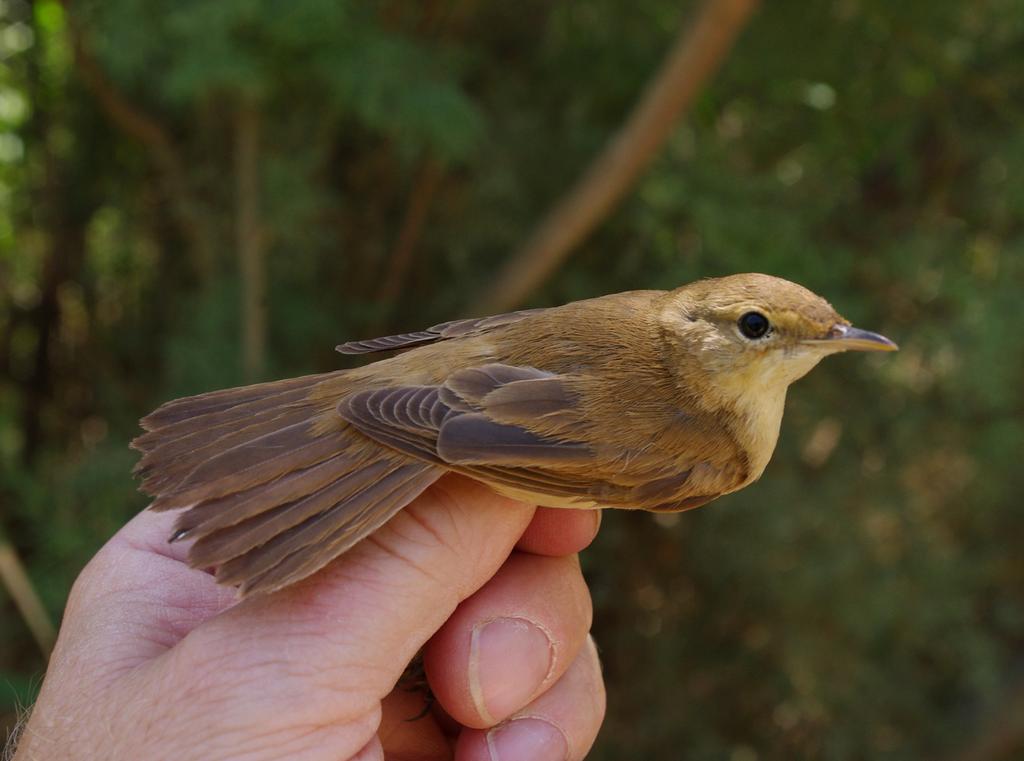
486, 718, 569, 761
470, 617, 554, 723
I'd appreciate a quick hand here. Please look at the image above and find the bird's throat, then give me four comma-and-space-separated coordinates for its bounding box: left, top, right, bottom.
728, 385, 788, 485
701, 353, 811, 487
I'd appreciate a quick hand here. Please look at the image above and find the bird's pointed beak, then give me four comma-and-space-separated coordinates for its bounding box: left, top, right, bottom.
806, 324, 899, 352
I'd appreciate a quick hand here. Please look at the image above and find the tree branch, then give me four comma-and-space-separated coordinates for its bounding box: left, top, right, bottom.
236, 99, 267, 382
375, 157, 443, 307
62, 5, 213, 273
471, 0, 760, 315
0, 541, 55, 660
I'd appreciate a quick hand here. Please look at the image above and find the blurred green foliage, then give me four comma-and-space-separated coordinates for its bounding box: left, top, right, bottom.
2, 0, 1024, 758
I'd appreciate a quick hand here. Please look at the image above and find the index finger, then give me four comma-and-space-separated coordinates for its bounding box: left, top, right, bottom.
516, 508, 601, 557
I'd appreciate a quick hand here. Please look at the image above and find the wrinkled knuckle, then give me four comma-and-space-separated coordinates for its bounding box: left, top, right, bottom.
177, 624, 382, 725
171, 628, 240, 693
306, 657, 384, 711
203, 699, 380, 760
367, 506, 460, 586
420, 480, 494, 574
206, 723, 335, 761
406, 487, 466, 556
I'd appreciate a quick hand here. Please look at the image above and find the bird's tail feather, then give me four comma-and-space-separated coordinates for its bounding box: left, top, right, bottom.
133, 372, 444, 596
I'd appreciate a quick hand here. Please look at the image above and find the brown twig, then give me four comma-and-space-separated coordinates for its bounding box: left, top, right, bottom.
61, 3, 213, 273
236, 98, 267, 382
471, 0, 760, 315
375, 158, 443, 308
0, 542, 55, 660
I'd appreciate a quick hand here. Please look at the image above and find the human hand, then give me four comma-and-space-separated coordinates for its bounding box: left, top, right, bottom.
12, 476, 605, 760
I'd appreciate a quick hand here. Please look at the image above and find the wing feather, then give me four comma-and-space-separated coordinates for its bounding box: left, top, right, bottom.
482, 378, 579, 421
338, 363, 702, 509
237, 467, 440, 596
217, 463, 439, 594
339, 387, 449, 464
150, 422, 344, 510
135, 375, 445, 596
445, 364, 550, 401
190, 459, 396, 572
336, 309, 546, 355
136, 406, 314, 494
436, 414, 591, 464
172, 452, 359, 537
140, 373, 330, 430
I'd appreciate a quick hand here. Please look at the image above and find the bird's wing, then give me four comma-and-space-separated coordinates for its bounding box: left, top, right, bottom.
134, 372, 445, 597
340, 363, 704, 507
336, 309, 547, 354
340, 365, 590, 464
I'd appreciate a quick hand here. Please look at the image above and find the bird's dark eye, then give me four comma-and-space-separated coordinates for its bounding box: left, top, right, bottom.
738, 311, 770, 339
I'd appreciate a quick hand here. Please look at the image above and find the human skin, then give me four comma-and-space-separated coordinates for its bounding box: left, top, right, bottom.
12, 476, 606, 761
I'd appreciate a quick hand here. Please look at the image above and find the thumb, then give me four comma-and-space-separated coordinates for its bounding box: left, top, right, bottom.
50, 509, 237, 681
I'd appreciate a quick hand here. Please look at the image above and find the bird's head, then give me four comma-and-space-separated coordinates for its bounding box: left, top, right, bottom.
662, 273, 897, 402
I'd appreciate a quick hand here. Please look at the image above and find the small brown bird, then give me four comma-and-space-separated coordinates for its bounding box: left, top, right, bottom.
133, 273, 896, 596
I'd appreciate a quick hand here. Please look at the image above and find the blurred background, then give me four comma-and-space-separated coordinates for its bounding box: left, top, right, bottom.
2, 0, 1023, 758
